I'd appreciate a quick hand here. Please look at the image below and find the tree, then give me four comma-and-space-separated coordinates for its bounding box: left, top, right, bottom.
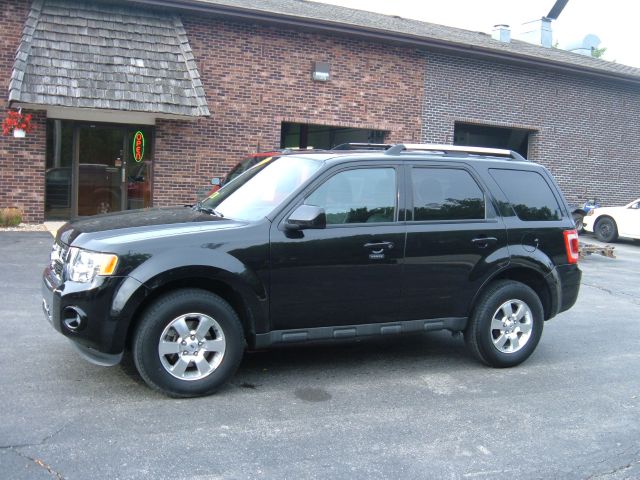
591, 46, 607, 59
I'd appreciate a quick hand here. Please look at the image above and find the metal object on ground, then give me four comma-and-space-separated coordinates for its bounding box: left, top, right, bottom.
578, 242, 616, 259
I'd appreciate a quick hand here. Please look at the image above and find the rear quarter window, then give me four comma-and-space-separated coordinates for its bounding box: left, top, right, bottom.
489, 169, 563, 221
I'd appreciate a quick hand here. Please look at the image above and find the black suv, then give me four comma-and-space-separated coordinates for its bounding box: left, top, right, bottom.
42, 144, 581, 397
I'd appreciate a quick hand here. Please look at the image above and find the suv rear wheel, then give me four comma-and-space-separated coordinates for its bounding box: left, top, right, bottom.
465, 280, 544, 368
132, 289, 245, 397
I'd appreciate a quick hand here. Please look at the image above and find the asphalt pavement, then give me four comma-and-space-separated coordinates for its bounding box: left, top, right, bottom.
0, 231, 638, 480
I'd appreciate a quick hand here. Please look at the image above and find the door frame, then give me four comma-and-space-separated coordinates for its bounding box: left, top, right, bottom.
60, 121, 153, 219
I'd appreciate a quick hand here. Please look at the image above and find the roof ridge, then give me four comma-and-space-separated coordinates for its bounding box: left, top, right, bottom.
163, 0, 640, 82
171, 14, 211, 116
8, 0, 45, 105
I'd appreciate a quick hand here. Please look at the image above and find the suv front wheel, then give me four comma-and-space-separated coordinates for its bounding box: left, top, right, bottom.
465, 280, 544, 368
132, 289, 245, 397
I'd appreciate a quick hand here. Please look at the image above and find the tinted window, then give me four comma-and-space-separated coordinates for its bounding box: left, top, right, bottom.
412, 168, 485, 221
490, 169, 562, 221
305, 168, 396, 224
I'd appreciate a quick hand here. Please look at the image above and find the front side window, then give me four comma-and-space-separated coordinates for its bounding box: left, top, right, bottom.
305, 168, 397, 224
202, 156, 322, 221
489, 169, 562, 221
412, 168, 485, 221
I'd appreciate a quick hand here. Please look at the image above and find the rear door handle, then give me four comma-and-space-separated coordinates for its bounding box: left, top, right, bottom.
471, 237, 498, 248
364, 241, 394, 253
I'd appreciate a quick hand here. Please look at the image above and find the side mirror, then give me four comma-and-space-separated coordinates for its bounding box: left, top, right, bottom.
285, 205, 326, 230
211, 177, 222, 186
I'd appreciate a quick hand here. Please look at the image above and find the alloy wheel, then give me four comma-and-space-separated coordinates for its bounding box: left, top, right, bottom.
490, 299, 533, 354
158, 313, 226, 380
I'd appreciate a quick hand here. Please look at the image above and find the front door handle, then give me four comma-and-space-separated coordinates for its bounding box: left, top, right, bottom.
471, 236, 498, 248
364, 241, 394, 252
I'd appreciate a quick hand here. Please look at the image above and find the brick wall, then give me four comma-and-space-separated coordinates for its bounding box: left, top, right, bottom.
421, 52, 640, 206
2, 1, 639, 220
154, 15, 426, 206
0, 0, 44, 223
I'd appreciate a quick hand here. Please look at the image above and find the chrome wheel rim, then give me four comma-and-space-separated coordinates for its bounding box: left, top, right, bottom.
158, 313, 226, 381
490, 299, 533, 354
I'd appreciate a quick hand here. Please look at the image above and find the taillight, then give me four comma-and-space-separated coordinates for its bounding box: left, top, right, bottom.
563, 229, 580, 264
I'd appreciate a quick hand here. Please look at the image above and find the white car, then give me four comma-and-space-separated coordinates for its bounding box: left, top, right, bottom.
582, 198, 640, 242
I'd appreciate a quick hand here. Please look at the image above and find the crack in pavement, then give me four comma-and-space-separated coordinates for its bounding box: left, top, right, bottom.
14, 450, 65, 480
1, 425, 68, 478
0, 424, 67, 450
585, 449, 640, 479
582, 282, 640, 306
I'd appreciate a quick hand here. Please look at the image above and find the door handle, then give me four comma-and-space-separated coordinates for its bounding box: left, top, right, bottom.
471, 236, 498, 248
363, 241, 394, 252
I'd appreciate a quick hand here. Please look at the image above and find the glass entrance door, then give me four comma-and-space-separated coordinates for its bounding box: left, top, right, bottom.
77, 126, 126, 216
45, 120, 153, 219
125, 129, 152, 210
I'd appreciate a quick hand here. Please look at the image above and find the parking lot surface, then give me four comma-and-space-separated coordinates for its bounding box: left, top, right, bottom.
1, 231, 639, 480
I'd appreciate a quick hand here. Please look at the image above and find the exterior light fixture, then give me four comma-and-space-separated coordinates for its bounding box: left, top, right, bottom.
312, 61, 330, 82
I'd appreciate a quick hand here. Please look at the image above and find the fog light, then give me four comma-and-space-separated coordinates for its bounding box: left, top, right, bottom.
62, 306, 86, 331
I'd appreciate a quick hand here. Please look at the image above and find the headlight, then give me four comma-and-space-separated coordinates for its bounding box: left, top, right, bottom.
67, 247, 118, 283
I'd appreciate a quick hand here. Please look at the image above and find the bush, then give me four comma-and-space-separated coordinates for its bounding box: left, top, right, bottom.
0, 207, 22, 227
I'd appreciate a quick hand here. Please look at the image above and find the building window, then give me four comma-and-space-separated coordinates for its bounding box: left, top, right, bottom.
281, 122, 386, 150
454, 122, 531, 158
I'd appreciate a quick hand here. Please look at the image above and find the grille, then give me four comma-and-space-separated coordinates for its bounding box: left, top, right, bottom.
50, 241, 69, 279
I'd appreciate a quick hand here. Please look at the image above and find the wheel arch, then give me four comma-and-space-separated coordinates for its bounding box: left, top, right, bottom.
594, 214, 617, 228
118, 267, 265, 352
471, 266, 555, 321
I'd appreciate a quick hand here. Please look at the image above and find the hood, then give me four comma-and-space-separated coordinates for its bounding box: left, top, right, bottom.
593, 199, 640, 215
593, 206, 627, 216
58, 207, 232, 246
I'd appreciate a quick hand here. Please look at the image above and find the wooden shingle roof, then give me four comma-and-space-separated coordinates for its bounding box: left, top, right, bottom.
10, 0, 210, 117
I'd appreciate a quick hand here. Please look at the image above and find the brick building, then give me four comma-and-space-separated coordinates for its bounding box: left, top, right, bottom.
1, 0, 638, 222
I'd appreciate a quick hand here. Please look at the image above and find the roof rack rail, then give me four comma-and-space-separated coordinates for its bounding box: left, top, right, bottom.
332, 143, 393, 151
384, 143, 527, 161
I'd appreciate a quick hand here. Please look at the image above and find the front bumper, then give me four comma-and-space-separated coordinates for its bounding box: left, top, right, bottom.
42, 265, 141, 365
582, 216, 594, 233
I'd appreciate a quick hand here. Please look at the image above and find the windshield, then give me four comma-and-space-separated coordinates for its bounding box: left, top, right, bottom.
201, 156, 323, 221
224, 155, 271, 185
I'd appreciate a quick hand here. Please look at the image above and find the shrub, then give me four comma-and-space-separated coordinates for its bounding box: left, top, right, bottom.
0, 207, 22, 227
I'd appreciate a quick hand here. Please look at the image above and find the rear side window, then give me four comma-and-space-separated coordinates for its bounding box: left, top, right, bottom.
490, 169, 562, 221
411, 168, 485, 221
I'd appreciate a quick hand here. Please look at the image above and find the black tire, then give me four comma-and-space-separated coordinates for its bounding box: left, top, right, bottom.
132, 289, 245, 397
594, 217, 618, 243
465, 280, 544, 368
572, 212, 584, 233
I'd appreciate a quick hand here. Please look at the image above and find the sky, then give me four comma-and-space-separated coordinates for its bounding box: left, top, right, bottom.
312, 0, 640, 68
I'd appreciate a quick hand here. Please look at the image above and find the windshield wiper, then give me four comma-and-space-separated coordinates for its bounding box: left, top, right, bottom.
194, 202, 224, 218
